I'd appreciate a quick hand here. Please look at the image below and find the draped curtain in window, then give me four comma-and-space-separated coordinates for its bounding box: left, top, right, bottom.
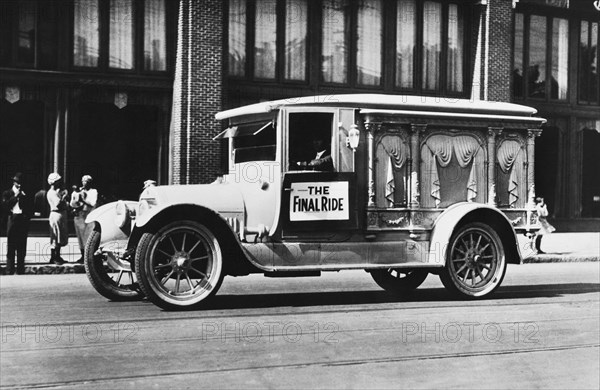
551, 18, 568, 99
422, 1, 441, 91
144, 0, 167, 71
376, 135, 408, 208
497, 139, 525, 208
109, 0, 135, 69
322, 0, 349, 83
396, 0, 415, 89
284, 0, 307, 80
447, 4, 464, 92
254, 0, 277, 79
228, 0, 246, 76
73, 0, 100, 67
356, 0, 382, 85
420, 135, 485, 208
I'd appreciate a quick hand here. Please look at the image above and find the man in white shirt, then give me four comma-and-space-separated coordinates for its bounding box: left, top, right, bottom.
1, 173, 32, 275
71, 175, 98, 263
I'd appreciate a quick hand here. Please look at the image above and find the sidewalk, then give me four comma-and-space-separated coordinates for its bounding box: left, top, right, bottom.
0, 233, 598, 275
0, 237, 84, 274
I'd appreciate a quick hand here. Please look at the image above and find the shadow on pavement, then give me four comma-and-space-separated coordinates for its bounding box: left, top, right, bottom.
185, 283, 600, 312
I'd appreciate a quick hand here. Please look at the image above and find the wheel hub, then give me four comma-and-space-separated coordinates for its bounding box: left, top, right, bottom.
171, 251, 190, 272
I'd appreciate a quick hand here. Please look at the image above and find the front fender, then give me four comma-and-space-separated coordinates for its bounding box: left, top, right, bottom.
427, 202, 522, 265
135, 186, 245, 229
85, 201, 137, 247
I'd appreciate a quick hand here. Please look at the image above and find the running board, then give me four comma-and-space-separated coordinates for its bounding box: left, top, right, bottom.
264, 271, 321, 278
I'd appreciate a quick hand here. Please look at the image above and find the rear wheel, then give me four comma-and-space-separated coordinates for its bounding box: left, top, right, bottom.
440, 222, 506, 298
370, 269, 428, 294
84, 229, 141, 301
135, 221, 224, 310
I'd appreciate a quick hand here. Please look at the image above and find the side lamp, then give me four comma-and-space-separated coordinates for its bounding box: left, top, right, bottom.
346, 124, 360, 152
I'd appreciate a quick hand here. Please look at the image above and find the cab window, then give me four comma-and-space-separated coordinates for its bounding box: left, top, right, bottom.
232, 121, 276, 163
288, 112, 334, 172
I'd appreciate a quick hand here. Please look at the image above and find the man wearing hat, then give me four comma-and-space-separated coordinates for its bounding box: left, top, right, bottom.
46, 173, 68, 265
1, 173, 33, 275
70, 175, 98, 263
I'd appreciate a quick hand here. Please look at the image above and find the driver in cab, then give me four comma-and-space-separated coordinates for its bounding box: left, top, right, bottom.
294, 134, 333, 172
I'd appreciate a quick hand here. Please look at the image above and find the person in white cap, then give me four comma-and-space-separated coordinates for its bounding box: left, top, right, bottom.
46, 173, 68, 265
70, 175, 98, 263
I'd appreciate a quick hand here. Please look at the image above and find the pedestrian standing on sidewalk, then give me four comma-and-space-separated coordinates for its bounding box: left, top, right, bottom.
534, 197, 555, 254
70, 175, 98, 264
1, 173, 32, 275
46, 173, 68, 265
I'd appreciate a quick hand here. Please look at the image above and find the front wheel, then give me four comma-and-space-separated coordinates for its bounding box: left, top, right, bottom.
84, 230, 142, 301
370, 269, 428, 294
135, 221, 224, 310
440, 222, 506, 298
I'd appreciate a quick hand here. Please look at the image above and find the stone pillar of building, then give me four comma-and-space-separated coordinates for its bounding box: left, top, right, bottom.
471, 0, 513, 102
171, 0, 223, 184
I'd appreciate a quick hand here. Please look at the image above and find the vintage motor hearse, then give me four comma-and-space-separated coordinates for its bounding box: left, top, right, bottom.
84, 94, 546, 310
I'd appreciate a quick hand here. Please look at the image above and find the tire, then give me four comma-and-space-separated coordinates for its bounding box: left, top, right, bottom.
84, 229, 142, 301
135, 221, 225, 311
439, 222, 506, 298
370, 269, 428, 294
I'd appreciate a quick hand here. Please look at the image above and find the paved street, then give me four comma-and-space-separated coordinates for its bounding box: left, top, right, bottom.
1, 263, 599, 389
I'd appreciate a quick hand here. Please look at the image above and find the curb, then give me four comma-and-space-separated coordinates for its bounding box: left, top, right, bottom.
1, 264, 85, 275
522, 255, 599, 263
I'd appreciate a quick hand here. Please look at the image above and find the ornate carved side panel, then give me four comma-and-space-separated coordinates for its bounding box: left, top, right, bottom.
419, 131, 487, 208
495, 133, 527, 208
374, 132, 409, 208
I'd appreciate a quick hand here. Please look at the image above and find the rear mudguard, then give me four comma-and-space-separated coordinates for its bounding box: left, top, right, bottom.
428, 202, 522, 266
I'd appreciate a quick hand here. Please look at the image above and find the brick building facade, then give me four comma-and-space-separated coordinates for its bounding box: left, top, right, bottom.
171, 0, 598, 228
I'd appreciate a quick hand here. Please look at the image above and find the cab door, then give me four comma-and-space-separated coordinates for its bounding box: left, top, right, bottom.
279, 108, 359, 239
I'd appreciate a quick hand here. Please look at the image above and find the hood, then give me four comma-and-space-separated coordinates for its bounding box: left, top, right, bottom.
136, 181, 245, 227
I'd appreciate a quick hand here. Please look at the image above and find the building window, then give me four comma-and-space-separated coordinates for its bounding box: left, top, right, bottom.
73, 0, 100, 67
73, 0, 170, 72
226, 0, 467, 95
109, 0, 135, 69
579, 21, 599, 104
144, 0, 167, 71
228, 0, 246, 77
356, 0, 383, 86
513, 12, 569, 102
284, 0, 308, 81
254, 0, 277, 79
322, 0, 349, 84
395, 0, 416, 89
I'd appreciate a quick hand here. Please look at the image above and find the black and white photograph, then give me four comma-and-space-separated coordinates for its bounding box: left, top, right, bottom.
1, 0, 599, 388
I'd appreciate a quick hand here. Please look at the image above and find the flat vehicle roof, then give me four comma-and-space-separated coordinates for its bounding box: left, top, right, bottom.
215, 94, 544, 122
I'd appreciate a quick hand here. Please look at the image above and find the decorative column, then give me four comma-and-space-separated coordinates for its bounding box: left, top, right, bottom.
526, 129, 542, 235
409, 124, 426, 209
487, 127, 503, 206
526, 129, 542, 204
365, 122, 378, 208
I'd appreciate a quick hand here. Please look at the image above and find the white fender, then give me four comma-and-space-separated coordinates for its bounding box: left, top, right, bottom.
85, 200, 137, 246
